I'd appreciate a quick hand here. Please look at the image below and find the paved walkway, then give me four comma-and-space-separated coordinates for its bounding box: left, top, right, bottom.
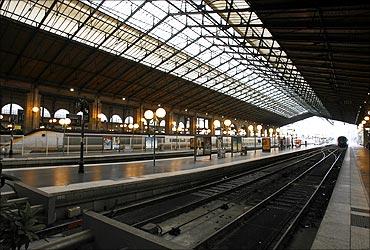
2, 146, 314, 192
311, 146, 370, 250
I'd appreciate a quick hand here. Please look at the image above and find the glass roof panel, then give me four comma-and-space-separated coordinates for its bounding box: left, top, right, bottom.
0, 0, 328, 118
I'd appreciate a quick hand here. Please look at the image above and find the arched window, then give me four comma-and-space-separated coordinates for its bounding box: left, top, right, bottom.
1, 103, 24, 115
54, 109, 69, 119
124, 116, 134, 124
110, 115, 123, 123
98, 113, 108, 122
159, 120, 166, 127
76, 110, 88, 116
40, 107, 51, 118
178, 121, 185, 129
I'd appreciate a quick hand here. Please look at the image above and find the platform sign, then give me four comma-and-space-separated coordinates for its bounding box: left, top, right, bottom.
262, 137, 271, 152
112, 137, 120, 150
103, 136, 112, 150
216, 136, 225, 158
194, 135, 212, 161
203, 136, 212, 156
231, 136, 242, 153
145, 136, 158, 150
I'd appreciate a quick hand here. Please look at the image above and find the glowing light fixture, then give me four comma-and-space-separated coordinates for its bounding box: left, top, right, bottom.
144, 110, 154, 120
155, 108, 166, 118
257, 125, 262, 131
224, 119, 231, 127
213, 120, 221, 128
32, 106, 39, 113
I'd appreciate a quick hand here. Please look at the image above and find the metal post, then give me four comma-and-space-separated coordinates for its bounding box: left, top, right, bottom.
62, 125, 66, 155
86, 137, 88, 154
9, 122, 14, 157
67, 136, 70, 155
231, 136, 234, 157
153, 119, 156, 167
21, 135, 24, 156
77, 98, 89, 174
79, 116, 85, 173
46, 132, 48, 156
254, 134, 257, 153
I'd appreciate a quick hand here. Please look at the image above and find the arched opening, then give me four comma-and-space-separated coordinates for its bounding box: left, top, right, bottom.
124, 116, 134, 124
98, 113, 108, 122
40, 107, 51, 118
1, 103, 24, 115
110, 115, 123, 123
54, 109, 70, 119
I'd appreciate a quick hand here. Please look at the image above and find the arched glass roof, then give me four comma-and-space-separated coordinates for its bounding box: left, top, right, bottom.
0, 0, 328, 118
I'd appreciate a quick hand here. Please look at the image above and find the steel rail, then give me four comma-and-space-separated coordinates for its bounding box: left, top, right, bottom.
104, 148, 323, 219
271, 150, 343, 250
195, 148, 339, 249
130, 149, 328, 229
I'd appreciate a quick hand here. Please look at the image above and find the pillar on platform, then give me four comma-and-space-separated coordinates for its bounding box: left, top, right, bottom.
166, 112, 174, 134
190, 115, 197, 135
135, 104, 144, 133
89, 98, 101, 130
24, 87, 41, 133
209, 117, 215, 135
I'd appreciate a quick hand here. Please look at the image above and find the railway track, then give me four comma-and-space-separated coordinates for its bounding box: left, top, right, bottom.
28, 146, 343, 249
197, 148, 345, 249
102, 147, 342, 248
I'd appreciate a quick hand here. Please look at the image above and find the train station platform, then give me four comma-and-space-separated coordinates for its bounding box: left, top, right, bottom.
3, 145, 316, 194
1, 149, 195, 168
311, 146, 370, 250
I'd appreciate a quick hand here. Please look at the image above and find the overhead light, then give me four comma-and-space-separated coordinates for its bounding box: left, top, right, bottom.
0, 115, 3, 119
213, 120, 221, 128
144, 110, 154, 120
70, 88, 74, 92
32, 106, 39, 113
158, 104, 161, 107
184, 108, 188, 112
155, 108, 166, 118
122, 97, 126, 101
224, 119, 231, 127
365, 116, 369, 121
